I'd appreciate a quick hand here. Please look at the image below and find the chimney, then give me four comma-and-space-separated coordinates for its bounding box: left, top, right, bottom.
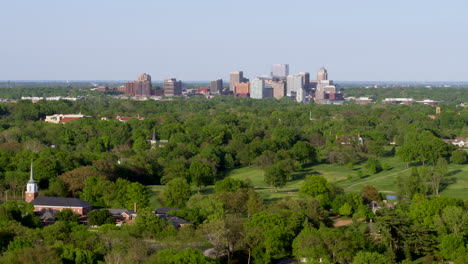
133, 202, 137, 213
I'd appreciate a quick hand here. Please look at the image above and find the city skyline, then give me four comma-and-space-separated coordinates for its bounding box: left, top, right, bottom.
1, 0, 467, 81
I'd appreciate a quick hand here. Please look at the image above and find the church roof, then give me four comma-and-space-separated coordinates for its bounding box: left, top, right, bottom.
31, 196, 92, 208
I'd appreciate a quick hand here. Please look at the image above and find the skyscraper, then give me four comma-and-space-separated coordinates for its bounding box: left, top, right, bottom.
286, 74, 303, 97
210, 79, 223, 93
314, 67, 341, 102
298, 72, 310, 91
317, 67, 328, 81
271, 64, 289, 79
164, 78, 182, 97
125, 73, 152, 97
250, 79, 265, 99
272, 81, 286, 99
230, 71, 244, 90
138, 73, 151, 82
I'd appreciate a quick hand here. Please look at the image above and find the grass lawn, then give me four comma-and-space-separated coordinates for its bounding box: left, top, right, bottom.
439, 163, 468, 199
147, 155, 467, 207
225, 155, 468, 202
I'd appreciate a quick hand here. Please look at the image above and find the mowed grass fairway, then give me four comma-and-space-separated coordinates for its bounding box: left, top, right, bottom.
147, 155, 467, 207
227, 155, 468, 202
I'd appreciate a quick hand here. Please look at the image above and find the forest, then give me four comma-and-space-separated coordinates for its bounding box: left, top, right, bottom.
0, 87, 467, 264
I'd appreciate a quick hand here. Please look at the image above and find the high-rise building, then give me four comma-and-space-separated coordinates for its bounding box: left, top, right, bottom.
272, 81, 286, 99
271, 64, 289, 79
138, 73, 151, 82
164, 78, 182, 97
286, 74, 303, 97
230, 71, 244, 90
317, 67, 328, 81
125, 73, 152, 97
210, 79, 223, 93
314, 67, 342, 102
250, 79, 265, 99
299, 72, 310, 91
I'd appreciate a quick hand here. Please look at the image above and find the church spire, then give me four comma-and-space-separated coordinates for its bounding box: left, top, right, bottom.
25, 160, 38, 203
28, 161, 36, 184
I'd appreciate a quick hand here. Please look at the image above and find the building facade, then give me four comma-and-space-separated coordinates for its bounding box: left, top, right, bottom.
25, 163, 93, 217
317, 67, 328, 81
250, 79, 265, 99
125, 73, 152, 97
286, 74, 304, 97
210, 79, 223, 94
272, 81, 286, 99
234, 82, 250, 97
164, 78, 182, 97
271, 64, 289, 79
230, 71, 244, 90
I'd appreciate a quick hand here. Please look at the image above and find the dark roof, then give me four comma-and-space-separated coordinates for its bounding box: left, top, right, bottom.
31, 196, 92, 208
155, 208, 180, 214
107, 209, 135, 216
159, 214, 193, 227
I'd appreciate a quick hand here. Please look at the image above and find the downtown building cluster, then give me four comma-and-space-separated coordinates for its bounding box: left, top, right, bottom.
229, 65, 343, 103
119, 65, 343, 104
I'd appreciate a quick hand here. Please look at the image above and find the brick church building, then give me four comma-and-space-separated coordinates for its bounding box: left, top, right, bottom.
25, 164, 92, 216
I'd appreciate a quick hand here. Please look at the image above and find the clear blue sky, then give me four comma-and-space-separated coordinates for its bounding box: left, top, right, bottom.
1, 0, 467, 81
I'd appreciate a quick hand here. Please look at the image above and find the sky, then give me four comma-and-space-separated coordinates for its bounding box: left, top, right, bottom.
1, 0, 467, 81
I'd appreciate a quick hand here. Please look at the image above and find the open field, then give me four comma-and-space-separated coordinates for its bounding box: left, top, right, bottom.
148, 155, 467, 207
226, 155, 468, 202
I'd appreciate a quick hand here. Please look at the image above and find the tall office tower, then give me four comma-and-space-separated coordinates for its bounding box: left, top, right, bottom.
317, 67, 328, 81
138, 73, 151, 82
299, 72, 310, 90
271, 64, 289, 79
272, 82, 286, 99
164, 78, 182, 97
230, 71, 244, 90
125, 73, 152, 97
250, 79, 265, 99
210, 79, 223, 93
286, 74, 304, 97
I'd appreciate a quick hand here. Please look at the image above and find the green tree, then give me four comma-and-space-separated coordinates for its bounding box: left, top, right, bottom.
353, 251, 390, 264
365, 158, 382, 174
264, 164, 288, 188
427, 158, 448, 196
339, 202, 353, 216
396, 167, 424, 200
189, 161, 214, 189
55, 209, 80, 223
300, 175, 335, 202
450, 149, 467, 164
198, 215, 244, 262
438, 234, 468, 262
434, 206, 468, 235
150, 248, 218, 264
116, 178, 150, 210
214, 178, 250, 193
289, 141, 317, 163
163, 177, 192, 208
244, 212, 294, 263
87, 209, 115, 226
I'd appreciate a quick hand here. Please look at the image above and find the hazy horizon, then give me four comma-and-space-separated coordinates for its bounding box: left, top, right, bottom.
1, 0, 467, 81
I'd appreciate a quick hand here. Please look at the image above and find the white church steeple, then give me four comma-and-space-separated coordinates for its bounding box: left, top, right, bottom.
25, 162, 38, 203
